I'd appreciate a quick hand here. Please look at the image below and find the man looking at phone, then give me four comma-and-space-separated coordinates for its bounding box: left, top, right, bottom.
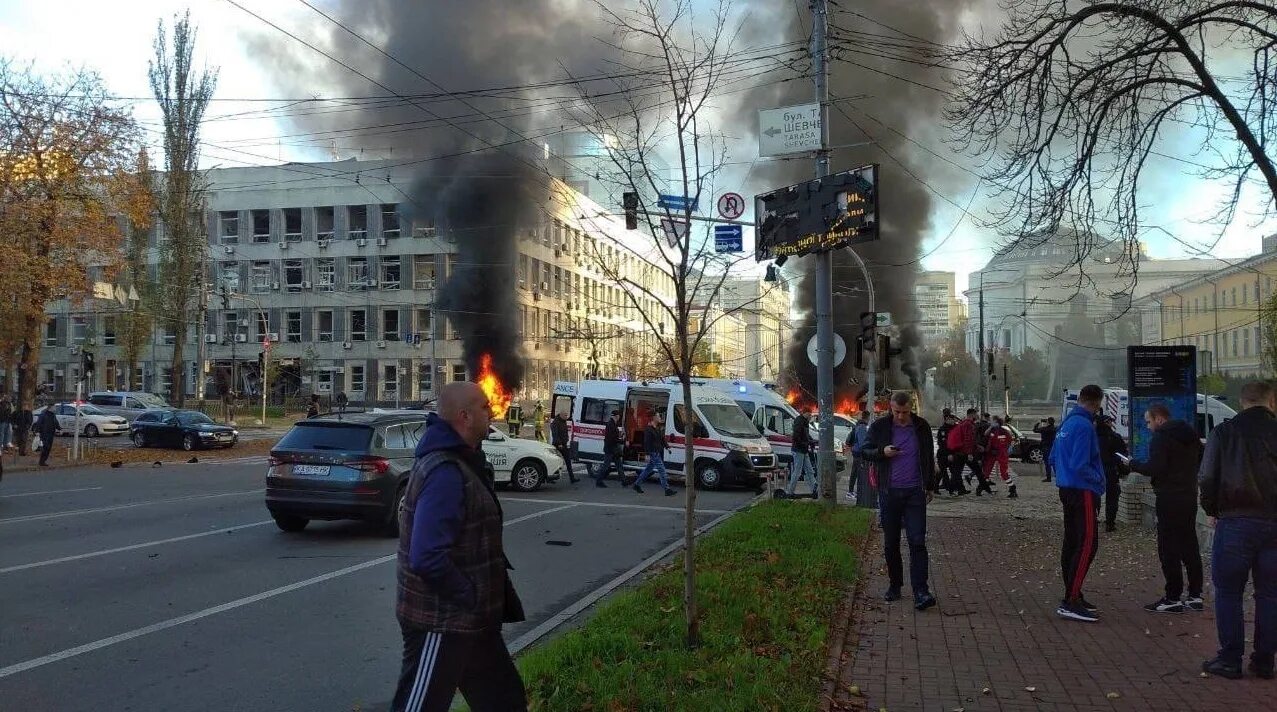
861, 391, 938, 611
1129, 402, 1205, 614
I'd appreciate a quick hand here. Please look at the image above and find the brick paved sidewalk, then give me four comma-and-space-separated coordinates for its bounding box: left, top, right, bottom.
824, 503, 1274, 711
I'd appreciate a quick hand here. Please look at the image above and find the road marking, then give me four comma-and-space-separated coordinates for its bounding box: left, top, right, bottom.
0, 520, 275, 575
0, 501, 575, 679
0, 490, 262, 525
0, 487, 103, 499
502, 496, 729, 515
201, 456, 269, 466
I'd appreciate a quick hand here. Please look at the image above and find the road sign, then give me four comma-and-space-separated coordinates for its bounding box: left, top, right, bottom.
714, 224, 743, 253
874, 313, 891, 327
657, 194, 698, 212
807, 333, 846, 368
660, 217, 689, 247
717, 192, 745, 220
758, 103, 822, 157
754, 164, 879, 261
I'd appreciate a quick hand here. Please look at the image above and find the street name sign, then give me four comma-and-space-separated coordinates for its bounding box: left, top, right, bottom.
758, 103, 822, 157
657, 194, 698, 212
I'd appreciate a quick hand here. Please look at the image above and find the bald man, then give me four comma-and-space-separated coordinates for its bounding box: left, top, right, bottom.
391, 382, 527, 711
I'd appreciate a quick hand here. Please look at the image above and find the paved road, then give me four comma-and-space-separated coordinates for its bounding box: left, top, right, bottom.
43, 427, 286, 452
0, 461, 756, 711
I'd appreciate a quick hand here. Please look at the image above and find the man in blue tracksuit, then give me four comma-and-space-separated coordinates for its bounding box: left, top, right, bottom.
1050, 384, 1107, 623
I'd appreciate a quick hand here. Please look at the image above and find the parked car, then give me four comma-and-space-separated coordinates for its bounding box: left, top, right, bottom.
1005, 424, 1043, 463
130, 409, 238, 450
87, 391, 172, 421
32, 403, 129, 438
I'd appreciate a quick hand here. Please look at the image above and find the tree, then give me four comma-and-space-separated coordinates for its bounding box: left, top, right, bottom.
568, 0, 764, 648
933, 329, 977, 405
949, 2, 1277, 287
1200, 371, 1226, 395
149, 11, 217, 405
1261, 292, 1277, 376
1007, 346, 1051, 401
119, 151, 157, 391
0, 61, 148, 410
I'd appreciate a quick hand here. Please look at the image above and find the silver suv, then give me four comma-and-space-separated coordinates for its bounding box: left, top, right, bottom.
86, 391, 172, 422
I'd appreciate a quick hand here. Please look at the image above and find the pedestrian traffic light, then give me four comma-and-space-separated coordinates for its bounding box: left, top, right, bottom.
859, 311, 877, 352
623, 191, 639, 230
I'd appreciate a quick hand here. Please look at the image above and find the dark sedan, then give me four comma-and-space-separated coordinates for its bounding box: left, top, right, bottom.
131, 409, 239, 451
1006, 424, 1044, 463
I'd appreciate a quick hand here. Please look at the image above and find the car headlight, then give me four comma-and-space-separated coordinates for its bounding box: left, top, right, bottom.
722, 442, 745, 452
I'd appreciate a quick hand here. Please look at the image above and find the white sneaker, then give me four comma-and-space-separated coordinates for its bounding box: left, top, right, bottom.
1182, 596, 1204, 612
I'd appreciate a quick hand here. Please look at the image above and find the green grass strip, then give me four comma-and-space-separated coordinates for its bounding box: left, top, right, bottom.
518, 500, 871, 711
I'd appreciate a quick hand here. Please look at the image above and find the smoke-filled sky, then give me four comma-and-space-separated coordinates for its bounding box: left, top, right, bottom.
4, 0, 1273, 298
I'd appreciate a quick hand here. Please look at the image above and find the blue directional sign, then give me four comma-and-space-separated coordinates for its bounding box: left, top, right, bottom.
658, 194, 698, 212
714, 224, 743, 253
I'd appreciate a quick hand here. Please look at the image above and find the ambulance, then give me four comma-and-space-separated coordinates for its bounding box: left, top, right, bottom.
1060, 387, 1237, 439
552, 380, 780, 490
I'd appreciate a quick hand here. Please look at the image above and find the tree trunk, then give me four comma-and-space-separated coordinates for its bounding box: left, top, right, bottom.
170, 335, 186, 407
680, 374, 699, 648
18, 315, 40, 410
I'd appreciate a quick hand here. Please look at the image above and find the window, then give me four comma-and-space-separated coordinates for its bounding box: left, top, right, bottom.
45, 318, 57, 347
219, 262, 240, 293
417, 361, 433, 393
416, 308, 432, 339
381, 203, 400, 238
284, 259, 305, 292
1258, 327, 1264, 354
256, 312, 269, 342
581, 396, 623, 425
222, 311, 240, 341
1233, 330, 1240, 358
347, 257, 368, 290
350, 309, 367, 342
383, 309, 401, 341
71, 316, 88, 345
283, 208, 302, 242
413, 256, 436, 289
251, 209, 270, 243
219, 211, 239, 244
316, 258, 335, 291
451, 364, 467, 382
348, 205, 367, 239
286, 311, 302, 343
162, 322, 177, 345
103, 317, 116, 346
382, 363, 398, 396
382, 424, 408, 450
317, 310, 333, 342
1244, 286, 1249, 305
1245, 328, 1251, 356
251, 261, 273, 293
380, 256, 401, 290
316, 369, 333, 394
316, 206, 335, 241
1232, 287, 1238, 306
350, 365, 365, 393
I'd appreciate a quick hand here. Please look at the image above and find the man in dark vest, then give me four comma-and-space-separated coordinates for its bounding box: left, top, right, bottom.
391, 381, 526, 711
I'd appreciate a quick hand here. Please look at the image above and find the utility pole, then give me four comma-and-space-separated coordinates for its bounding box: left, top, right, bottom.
811, 0, 837, 504
195, 276, 208, 406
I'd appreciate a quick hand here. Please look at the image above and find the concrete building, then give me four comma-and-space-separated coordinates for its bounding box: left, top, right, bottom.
714, 277, 791, 382
914, 271, 965, 340
35, 159, 677, 407
689, 304, 748, 379
1133, 239, 1277, 378
964, 233, 1227, 390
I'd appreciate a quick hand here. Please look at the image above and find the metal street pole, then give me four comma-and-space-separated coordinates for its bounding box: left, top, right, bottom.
844, 245, 874, 508
978, 272, 986, 416
811, 0, 837, 504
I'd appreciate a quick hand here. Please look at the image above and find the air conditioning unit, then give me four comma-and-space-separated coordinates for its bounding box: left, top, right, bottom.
235, 334, 247, 343
55, 370, 65, 377
540, 281, 549, 291
224, 245, 235, 254
270, 282, 280, 290
356, 238, 368, 247
376, 340, 387, 349
420, 279, 436, 290
70, 346, 80, 355
376, 237, 388, 247
268, 333, 280, 342
204, 334, 217, 343
413, 227, 436, 237
367, 279, 378, 288
342, 341, 353, 350
317, 240, 330, 249
279, 241, 289, 250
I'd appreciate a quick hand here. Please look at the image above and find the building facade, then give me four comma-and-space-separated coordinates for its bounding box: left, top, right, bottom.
914, 270, 965, 340
714, 277, 790, 382
35, 159, 677, 407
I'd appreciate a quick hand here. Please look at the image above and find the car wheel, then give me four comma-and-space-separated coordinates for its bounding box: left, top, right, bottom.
273, 514, 309, 533
1026, 446, 1043, 464
182, 434, 197, 451
510, 459, 546, 492
83, 424, 98, 438
382, 481, 407, 537
695, 461, 723, 490
132, 431, 148, 448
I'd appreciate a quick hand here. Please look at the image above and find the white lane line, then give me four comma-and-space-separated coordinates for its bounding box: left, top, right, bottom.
0, 487, 104, 499
0, 490, 262, 525
0, 501, 576, 679
509, 503, 744, 654
502, 496, 728, 515
0, 520, 275, 575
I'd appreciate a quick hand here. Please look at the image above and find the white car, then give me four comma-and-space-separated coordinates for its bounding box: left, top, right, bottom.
484, 425, 565, 491
34, 403, 130, 437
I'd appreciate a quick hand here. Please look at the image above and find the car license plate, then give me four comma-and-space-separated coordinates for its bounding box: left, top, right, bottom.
293, 464, 330, 476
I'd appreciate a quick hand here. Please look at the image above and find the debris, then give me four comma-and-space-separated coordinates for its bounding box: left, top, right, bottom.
152, 461, 162, 468
981, 687, 991, 695
187, 457, 198, 463
110, 461, 123, 468
1106, 692, 1120, 699
1024, 686, 1036, 692
545, 540, 572, 546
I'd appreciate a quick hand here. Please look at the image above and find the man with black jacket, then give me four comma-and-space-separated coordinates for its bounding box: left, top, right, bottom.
550, 412, 576, 483
1034, 417, 1057, 482
935, 412, 960, 495
861, 391, 938, 611
1096, 416, 1128, 532
1198, 381, 1277, 680
591, 410, 623, 487
784, 407, 817, 498
632, 413, 674, 496
1130, 403, 1204, 614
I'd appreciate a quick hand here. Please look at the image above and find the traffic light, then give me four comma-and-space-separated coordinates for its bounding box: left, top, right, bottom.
220, 284, 231, 309
622, 192, 639, 230
81, 350, 95, 379
987, 350, 995, 376
878, 336, 903, 371
859, 311, 877, 352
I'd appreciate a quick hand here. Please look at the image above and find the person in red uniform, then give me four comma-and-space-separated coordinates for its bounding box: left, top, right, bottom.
983, 416, 1017, 498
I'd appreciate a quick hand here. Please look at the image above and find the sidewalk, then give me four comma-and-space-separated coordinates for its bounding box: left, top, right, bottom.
825, 470, 1273, 711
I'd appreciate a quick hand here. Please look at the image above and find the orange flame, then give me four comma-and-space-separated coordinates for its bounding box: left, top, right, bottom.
835, 395, 860, 416
475, 354, 513, 418
785, 389, 800, 405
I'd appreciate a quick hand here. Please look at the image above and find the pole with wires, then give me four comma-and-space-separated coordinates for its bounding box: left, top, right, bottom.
811, 0, 838, 505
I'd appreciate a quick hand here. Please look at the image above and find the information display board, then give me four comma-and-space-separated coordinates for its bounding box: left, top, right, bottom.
1127, 345, 1197, 461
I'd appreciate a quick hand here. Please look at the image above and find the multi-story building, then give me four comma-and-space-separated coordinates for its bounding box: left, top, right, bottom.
914, 271, 965, 340
1133, 238, 1277, 378
689, 304, 748, 379
714, 277, 790, 382
35, 159, 677, 407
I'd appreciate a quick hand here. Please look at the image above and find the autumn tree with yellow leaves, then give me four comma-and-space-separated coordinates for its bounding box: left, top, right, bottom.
0, 60, 151, 410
